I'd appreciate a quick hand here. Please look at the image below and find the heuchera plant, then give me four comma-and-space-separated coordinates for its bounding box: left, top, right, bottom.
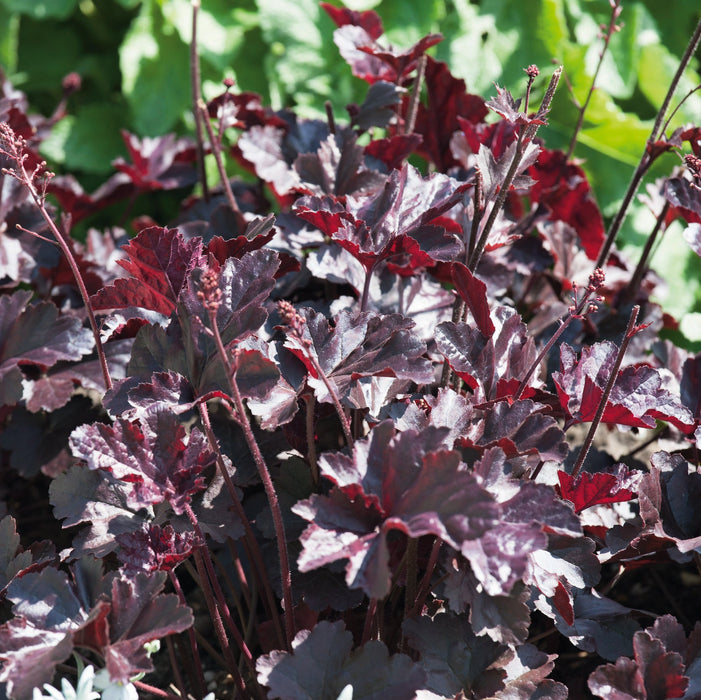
3, 2, 701, 698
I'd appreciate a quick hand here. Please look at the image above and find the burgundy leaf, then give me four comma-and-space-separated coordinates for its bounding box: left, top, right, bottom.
402, 612, 507, 697
69, 409, 214, 515
412, 56, 488, 171
104, 571, 193, 683
436, 305, 538, 401
364, 133, 423, 171
529, 149, 605, 260
293, 422, 500, 598
553, 342, 695, 432
115, 523, 199, 574
320, 2, 384, 40
295, 164, 467, 273
292, 131, 386, 197
256, 620, 426, 700
112, 131, 197, 191
487, 85, 531, 125
0, 291, 93, 405
451, 262, 495, 337
181, 248, 280, 346
91, 226, 205, 315
282, 307, 433, 407
461, 399, 568, 464
558, 465, 640, 514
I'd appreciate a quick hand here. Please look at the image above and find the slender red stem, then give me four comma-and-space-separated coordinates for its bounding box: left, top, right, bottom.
570, 305, 640, 479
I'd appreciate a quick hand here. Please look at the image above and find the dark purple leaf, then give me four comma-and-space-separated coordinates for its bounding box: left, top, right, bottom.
69, 409, 214, 515
181, 248, 280, 347
295, 164, 467, 273
476, 139, 540, 201
411, 56, 488, 171
666, 177, 701, 222
293, 421, 500, 598
293, 131, 386, 197
112, 131, 197, 191
91, 226, 205, 315
320, 3, 384, 40
348, 80, 403, 132
50, 463, 151, 558
402, 612, 507, 697
331, 24, 441, 86
680, 353, 701, 420
0, 291, 93, 406
493, 644, 567, 700
282, 307, 433, 407
0, 619, 74, 700
540, 588, 640, 661
115, 523, 199, 574
103, 571, 193, 683
553, 342, 695, 431
589, 617, 690, 699
461, 399, 568, 463
436, 305, 537, 401
256, 620, 426, 700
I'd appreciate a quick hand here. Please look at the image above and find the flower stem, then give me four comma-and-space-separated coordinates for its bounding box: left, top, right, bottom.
570, 305, 640, 479
566, 1, 622, 160
190, 0, 209, 201
468, 67, 562, 273
0, 124, 112, 391
198, 98, 241, 217
169, 570, 207, 698
197, 401, 286, 650
596, 18, 701, 268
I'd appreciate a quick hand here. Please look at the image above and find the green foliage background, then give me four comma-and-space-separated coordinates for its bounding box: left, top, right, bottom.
1, 0, 701, 335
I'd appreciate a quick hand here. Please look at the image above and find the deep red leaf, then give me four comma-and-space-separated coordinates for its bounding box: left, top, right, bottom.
91, 226, 204, 315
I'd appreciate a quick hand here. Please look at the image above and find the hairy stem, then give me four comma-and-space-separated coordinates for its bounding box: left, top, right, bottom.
468, 68, 562, 273
362, 598, 378, 644
169, 570, 207, 698
623, 201, 670, 304
570, 305, 640, 479
305, 394, 319, 486
228, 353, 296, 649
197, 401, 286, 650
513, 270, 604, 401
198, 98, 241, 216
165, 636, 188, 700
404, 54, 427, 136
409, 537, 442, 617
191, 546, 248, 696
185, 504, 257, 679
404, 537, 418, 620
0, 128, 112, 391
596, 18, 701, 268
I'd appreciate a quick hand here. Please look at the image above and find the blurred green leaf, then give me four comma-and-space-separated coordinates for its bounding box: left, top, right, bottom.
41, 102, 127, 174
254, 0, 356, 116
0, 0, 78, 20
0, 6, 18, 73
119, 0, 190, 135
